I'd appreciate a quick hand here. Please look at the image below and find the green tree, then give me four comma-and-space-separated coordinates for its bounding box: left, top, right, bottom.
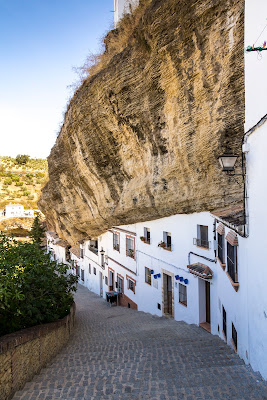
15, 155, 29, 165
0, 233, 77, 336
30, 214, 46, 246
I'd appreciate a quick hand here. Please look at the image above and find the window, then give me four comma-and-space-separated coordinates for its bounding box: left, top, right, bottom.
101, 251, 105, 268
89, 263, 91, 274
179, 284, 187, 306
227, 242, 238, 282
81, 269, 84, 282
109, 268, 114, 290
195, 225, 209, 249
162, 231, 171, 250
222, 306, 227, 339
93, 267, 96, 275
89, 240, 98, 255
126, 275, 136, 293
145, 267, 151, 285
128, 279, 135, 292
232, 323, 237, 350
113, 232, 120, 251
80, 248, 84, 259
105, 276, 108, 286
126, 236, 135, 259
117, 275, 124, 294
217, 233, 225, 264
144, 227, 150, 243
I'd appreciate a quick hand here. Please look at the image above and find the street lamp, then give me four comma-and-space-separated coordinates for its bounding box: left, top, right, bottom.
218, 152, 238, 172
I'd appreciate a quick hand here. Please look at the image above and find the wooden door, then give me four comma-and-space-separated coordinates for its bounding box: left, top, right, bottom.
163, 274, 172, 315
205, 281, 210, 323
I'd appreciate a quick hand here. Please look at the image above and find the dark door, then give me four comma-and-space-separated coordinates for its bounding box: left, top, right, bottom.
205, 281, 210, 324
163, 274, 172, 316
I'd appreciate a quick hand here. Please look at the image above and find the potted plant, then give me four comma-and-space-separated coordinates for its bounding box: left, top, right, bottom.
140, 236, 145, 241
128, 249, 135, 258
158, 241, 166, 248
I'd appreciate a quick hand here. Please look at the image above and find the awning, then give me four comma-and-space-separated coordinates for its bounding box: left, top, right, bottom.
187, 263, 213, 279
225, 231, 238, 246
216, 223, 225, 236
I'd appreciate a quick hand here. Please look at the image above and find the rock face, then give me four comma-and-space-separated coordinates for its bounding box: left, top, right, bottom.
39, 0, 245, 245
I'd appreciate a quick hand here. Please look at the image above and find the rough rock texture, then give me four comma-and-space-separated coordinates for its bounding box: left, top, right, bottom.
40, 0, 245, 244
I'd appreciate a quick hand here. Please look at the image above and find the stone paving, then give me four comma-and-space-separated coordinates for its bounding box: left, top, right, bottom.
12, 285, 267, 400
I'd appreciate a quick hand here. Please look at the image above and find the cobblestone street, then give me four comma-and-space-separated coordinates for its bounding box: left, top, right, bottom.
12, 285, 267, 400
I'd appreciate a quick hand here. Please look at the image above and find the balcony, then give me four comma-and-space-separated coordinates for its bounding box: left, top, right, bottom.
193, 238, 210, 249
89, 246, 98, 255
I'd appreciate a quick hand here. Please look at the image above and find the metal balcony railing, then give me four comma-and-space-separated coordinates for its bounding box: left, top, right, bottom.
193, 238, 210, 249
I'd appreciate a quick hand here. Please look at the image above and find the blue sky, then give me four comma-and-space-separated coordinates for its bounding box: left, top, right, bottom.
0, 0, 113, 158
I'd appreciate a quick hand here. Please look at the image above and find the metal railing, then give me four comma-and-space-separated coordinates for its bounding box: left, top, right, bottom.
193, 238, 210, 249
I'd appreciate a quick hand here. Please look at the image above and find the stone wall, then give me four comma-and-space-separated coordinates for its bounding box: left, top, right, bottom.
0, 304, 75, 400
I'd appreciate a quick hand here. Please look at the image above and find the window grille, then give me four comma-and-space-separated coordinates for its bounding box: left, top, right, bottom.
179, 283, 187, 306
232, 323, 237, 350
217, 233, 225, 263
126, 237, 135, 258
113, 232, 119, 251
227, 242, 238, 282
117, 276, 123, 294
128, 279, 135, 292
145, 267, 151, 285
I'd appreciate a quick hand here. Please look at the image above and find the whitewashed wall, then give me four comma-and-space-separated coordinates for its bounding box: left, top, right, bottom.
245, 0, 267, 130
244, 121, 267, 379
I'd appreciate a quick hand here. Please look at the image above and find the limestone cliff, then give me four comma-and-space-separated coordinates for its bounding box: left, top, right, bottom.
39, 0, 245, 244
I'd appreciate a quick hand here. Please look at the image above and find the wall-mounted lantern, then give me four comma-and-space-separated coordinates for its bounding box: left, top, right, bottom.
218, 152, 238, 172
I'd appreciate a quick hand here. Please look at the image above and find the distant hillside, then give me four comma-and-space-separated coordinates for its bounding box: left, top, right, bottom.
0, 156, 48, 210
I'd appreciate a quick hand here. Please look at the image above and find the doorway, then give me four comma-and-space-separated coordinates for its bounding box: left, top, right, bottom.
99, 271, 103, 297
199, 278, 211, 332
163, 273, 173, 317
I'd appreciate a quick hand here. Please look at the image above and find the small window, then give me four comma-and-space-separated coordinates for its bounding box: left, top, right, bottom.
89, 263, 91, 274
179, 284, 187, 306
105, 276, 108, 286
227, 242, 238, 282
218, 233, 225, 264
128, 279, 135, 292
144, 227, 150, 243
162, 232, 171, 250
93, 267, 96, 275
80, 248, 84, 259
232, 323, 237, 350
89, 240, 98, 254
126, 236, 135, 259
196, 225, 209, 249
113, 232, 120, 251
117, 276, 124, 294
81, 269, 84, 282
222, 306, 227, 339
157, 303, 161, 310
145, 267, 151, 285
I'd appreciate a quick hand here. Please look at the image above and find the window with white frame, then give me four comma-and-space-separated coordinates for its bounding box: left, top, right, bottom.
145, 267, 151, 285
144, 227, 150, 243
113, 232, 120, 251
126, 236, 135, 258
163, 231, 171, 250
179, 283, 187, 306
